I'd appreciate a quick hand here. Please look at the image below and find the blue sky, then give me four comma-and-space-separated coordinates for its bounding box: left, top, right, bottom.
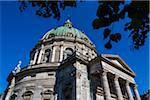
0, 1, 149, 94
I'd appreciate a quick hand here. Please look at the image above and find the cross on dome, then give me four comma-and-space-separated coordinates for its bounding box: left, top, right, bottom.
64, 19, 72, 28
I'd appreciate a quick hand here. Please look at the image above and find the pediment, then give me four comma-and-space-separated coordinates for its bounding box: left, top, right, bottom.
101, 54, 135, 76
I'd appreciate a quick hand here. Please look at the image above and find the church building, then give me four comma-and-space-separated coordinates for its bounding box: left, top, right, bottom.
2, 20, 141, 100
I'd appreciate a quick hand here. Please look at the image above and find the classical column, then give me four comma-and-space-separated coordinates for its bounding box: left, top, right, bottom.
37, 45, 44, 64
126, 81, 134, 100
102, 70, 111, 100
133, 84, 141, 100
51, 46, 56, 62
59, 45, 64, 62
33, 50, 39, 64
114, 75, 123, 100
37, 49, 43, 64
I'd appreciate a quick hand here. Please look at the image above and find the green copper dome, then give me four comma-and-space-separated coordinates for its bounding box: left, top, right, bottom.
42, 20, 92, 43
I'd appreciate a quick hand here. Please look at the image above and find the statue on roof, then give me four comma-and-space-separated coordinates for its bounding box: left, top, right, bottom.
12, 60, 21, 74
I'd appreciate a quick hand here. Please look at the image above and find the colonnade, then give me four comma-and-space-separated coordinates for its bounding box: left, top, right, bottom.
31, 45, 65, 65
101, 70, 141, 100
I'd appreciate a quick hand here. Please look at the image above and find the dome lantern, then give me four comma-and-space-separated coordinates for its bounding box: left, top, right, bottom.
64, 19, 72, 28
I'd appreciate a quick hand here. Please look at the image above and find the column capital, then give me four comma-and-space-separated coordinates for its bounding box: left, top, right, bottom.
35, 49, 39, 52
41, 44, 44, 49
132, 84, 141, 100
103, 69, 109, 73
114, 74, 120, 81
102, 69, 108, 76
132, 84, 138, 89
52, 45, 57, 48
60, 41, 64, 45
60, 44, 63, 47
125, 80, 130, 86
51, 45, 54, 48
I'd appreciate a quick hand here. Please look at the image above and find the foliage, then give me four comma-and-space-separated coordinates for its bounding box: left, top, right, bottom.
92, 1, 149, 49
19, 1, 76, 20
19, 1, 149, 50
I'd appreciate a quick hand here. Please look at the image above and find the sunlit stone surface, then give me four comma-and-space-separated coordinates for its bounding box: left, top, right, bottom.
2, 20, 141, 100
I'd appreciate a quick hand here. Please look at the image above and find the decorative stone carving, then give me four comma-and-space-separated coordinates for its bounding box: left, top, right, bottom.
12, 60, 21, 74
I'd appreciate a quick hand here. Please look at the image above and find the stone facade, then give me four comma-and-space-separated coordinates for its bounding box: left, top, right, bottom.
2, 20, 141, 100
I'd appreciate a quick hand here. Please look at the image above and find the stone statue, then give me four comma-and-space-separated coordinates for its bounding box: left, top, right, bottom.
6, 61, 21, 100
12, 61, 21, 74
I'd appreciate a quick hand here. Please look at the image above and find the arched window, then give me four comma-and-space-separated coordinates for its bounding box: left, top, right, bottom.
10, 93, 17, 100
22, 91, 33, 100
43, 49, 51, 63
41, 90, 53, 100
63, 48, 73, 59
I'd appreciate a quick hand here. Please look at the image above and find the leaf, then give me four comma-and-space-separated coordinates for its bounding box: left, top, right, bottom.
103, 28, 111, 39
104, 41, 112, 49
115, 33, 121, 40
96, 5, 111, 17
110, 33, 121, 43
110, 34, 116, 42
92, 17, 112, 29
92, 18, 101, 29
